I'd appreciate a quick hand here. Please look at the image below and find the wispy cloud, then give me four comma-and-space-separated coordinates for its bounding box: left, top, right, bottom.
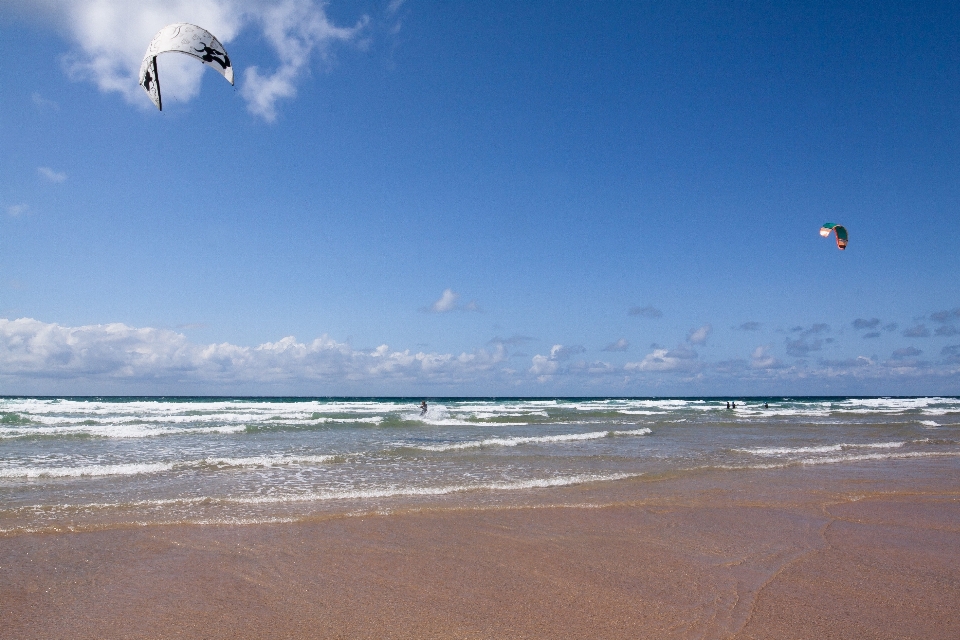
550, 345, 585, 360
750, 346, 782, 369
27, 0, 366, 121
903, 325, 930, 338
687, 324, 711, 345
6, 204, 29, 217
852, 318, 880, 330
785, 337, 821, 357
628, 305, 662, 318
943, 345, 960, 364
602, 338, 629, 352
819, 356, 873, 368
783, 323, 831, 356
930, 308, 960, 323
37, 167, 67, 183
791, 323, 830, 337
929, 308, 960, 337
625, 346, 699, 373
885, 346, 924, 368
736, 321, 761, 331
488, 335, 534, 346
424, 289, 480, 313
891, 347, 922, 360
31, 92, 60, 110
241, 1, 366, 121
1, 317, 958, 394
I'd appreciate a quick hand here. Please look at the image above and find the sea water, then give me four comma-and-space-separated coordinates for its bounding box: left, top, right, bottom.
1, 396, 958, 534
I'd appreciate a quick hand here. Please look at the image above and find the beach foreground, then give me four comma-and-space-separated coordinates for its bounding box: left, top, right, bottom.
3, 463, 958, 639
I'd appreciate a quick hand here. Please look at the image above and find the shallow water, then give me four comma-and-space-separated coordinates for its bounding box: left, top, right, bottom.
1, 396, 958, 533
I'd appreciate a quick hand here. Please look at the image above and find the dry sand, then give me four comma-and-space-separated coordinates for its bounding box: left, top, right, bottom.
2, 465, 958, 639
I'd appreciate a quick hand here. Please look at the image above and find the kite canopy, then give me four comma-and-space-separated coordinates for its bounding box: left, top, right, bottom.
139, 23, 233, 111
820, 222, 848, 250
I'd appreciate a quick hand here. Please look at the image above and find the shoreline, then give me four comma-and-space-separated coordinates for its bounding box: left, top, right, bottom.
3, 462, 959, 639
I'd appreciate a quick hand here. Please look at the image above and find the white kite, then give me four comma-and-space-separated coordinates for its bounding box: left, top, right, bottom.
139, 23, 234, 110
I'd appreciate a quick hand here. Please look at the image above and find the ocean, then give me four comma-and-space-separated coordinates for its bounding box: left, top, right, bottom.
1, 396, 958, 535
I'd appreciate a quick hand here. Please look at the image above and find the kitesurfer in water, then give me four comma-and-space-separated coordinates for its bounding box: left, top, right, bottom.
420, 400, 428, 416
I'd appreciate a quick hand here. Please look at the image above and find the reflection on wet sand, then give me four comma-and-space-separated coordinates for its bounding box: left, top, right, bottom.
3, 462, 958, 639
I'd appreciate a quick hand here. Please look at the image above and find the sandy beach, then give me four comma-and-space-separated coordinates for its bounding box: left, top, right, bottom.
3, 463, 958, 639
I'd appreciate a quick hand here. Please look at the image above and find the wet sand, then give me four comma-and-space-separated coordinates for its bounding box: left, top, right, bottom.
2, 464, 959, 639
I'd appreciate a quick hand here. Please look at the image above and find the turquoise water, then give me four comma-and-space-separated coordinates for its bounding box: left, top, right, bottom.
1, 396, 958, 533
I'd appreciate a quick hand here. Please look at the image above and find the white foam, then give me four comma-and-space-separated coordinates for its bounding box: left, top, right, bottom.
740, 441, 905, 456
0, 423, 246, 439
0, 462, 173, 479
399, 404, 477, 426
315, 416, 383, 424
470, 411, 547, 419
0, 452, 341, 480
16, 472, 643, 512
415, 427, 651, 452
802, 451, 960, 465
611, 427, 654, 436
716, 449, 960, 471
201, 454, 338, 468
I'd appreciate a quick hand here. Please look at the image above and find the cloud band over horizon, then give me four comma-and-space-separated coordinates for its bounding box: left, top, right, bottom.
1, 317, 957, 396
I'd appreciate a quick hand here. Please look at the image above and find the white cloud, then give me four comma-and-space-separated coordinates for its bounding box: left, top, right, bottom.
6, 204, 29, 217
27, 0, 365, 121
426, 288, 481, 313
37, 167, 67, 183
750, 346, 782, 370
602, 338, 629, 352
430, 288, 458, 312
625, 346, 699, 372
550, 344, 585, 360
0, 317, 507, 390
241, 0, 365, 121
1, 317, 958, 394
527, 344, 587, 381
687, 324, 711, 345
31, 92, 60, 110
529, 353, 559, 380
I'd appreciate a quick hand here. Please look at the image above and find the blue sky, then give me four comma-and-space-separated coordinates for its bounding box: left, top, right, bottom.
1, 0, 959, 395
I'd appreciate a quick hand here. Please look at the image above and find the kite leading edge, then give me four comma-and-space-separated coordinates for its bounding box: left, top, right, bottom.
139, 23, 233, 111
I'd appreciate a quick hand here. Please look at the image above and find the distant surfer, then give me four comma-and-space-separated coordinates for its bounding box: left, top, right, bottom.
420, 400, 428, 416
726, 402, 730, 409
764, 402, 769, 409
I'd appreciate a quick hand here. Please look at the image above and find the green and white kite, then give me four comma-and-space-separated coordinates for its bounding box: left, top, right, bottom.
820, 223, 848, 250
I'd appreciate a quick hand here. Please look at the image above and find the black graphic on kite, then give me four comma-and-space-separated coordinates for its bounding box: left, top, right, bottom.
194, 44, 231, 71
